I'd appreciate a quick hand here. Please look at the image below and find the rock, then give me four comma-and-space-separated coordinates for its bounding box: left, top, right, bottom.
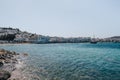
16, 53, 19, 55
12, 59, 18, 64
0, 62, 3, 67
0, 70, 11, 80
0, 49, 24, 80
0, 49, 5, 53
4, 59, 11, 64
22, 53, 28, 56
12, 52, 16, 55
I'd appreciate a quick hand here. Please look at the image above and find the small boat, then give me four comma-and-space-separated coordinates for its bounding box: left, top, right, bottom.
90, 41, 97, 44
90, 36, 97, 44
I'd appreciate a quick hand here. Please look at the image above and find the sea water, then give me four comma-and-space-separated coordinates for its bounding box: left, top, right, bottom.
0, 43, 120, 80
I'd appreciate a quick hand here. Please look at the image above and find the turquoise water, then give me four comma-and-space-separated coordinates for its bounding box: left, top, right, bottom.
0, 43, 120, 80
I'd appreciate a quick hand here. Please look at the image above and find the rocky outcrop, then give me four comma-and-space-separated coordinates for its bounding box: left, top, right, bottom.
0, 70, 11, 80
0, 49, 21, 80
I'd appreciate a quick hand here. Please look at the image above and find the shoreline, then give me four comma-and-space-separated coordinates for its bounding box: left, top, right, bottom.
0, 49, 28, 80
9, 58, 27, 80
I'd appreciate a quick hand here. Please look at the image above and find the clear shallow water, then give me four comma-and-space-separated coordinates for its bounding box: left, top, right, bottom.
0, 43, 120, 80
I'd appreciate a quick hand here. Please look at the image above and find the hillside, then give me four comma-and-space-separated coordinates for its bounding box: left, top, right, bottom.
0, 27, 120, 43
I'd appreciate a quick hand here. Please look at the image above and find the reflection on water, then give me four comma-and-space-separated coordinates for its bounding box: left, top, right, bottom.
0, 43, 120, 80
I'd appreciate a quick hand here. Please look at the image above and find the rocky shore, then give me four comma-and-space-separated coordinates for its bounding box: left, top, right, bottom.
0, 49, 27, 80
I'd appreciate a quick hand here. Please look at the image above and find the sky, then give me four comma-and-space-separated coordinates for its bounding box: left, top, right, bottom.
0, 0, 120, 38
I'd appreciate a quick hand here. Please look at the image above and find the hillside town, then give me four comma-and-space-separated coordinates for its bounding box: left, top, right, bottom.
0, 27, 120, 44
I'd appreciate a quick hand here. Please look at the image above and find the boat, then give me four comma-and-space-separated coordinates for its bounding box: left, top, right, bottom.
90, 40, 97, 44
90, 35, 97, 44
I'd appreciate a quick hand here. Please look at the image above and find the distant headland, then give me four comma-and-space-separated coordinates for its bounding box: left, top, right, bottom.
0, 27, 120, 44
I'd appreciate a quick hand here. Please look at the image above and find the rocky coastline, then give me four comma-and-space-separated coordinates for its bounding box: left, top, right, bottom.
0, 49, 27, 80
